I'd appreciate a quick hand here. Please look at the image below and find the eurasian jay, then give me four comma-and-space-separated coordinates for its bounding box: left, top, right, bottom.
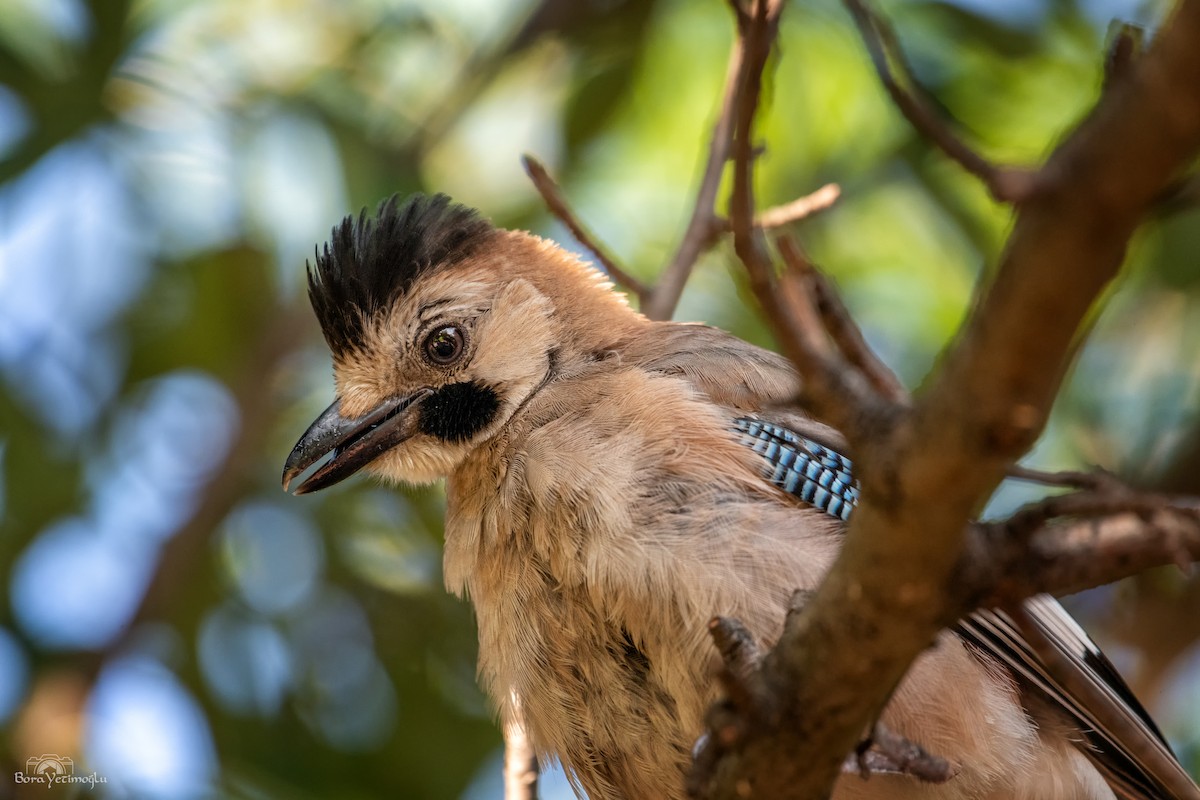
283, 193, 1199, 800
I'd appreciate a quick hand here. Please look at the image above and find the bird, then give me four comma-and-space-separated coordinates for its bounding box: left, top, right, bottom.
282, 193, 1199, 800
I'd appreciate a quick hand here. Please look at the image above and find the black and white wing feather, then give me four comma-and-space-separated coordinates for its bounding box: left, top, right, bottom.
732, 416, 1199, 800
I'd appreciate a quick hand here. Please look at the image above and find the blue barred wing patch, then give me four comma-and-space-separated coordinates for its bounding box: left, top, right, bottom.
732, 418, 859, 521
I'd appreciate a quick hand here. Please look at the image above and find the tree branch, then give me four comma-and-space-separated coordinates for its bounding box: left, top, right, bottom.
698, 0, 1200, 797
524, 37, 837, 323
846, 723, 958, 784
640, 30, 745, 321
521, 155, 650, 303
776, 235, 908, 403
504, 715, 539, 800
843, 0, 1035, 203
982, 505, 1200, 604
724, 0, 894, 443
1156, 169, 1200, 215
1005, 464, 1117, 490
716, 183, 842, 232
755, 184, 841, 227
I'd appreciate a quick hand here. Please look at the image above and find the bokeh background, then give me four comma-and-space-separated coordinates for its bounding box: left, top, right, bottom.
1, 0, 1199, 796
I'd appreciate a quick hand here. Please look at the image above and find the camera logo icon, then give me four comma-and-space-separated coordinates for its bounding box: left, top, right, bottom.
25, 754, 73, 778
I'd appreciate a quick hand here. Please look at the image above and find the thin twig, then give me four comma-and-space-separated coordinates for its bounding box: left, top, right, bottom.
845, 723, 958, 784
1005, 465, 1114, 490
726, 0, 812, 349
1155, 170, 1200, 216
843, 0, 1034, 204
708, 615, 772, 723
641, 33, 746, 321
522, 155, 649, 302
997, 487, 1199, 542
504, 713, 539, 800
1104, 22, 1144, 89
756, 183, 842, 227
709, 616, 764, 684
726, 0, 885, 438
524, 51, 838, 323
720, 0, 816, 333
778, 234, 908, 402
786, 588, 814, 618
772, 244, 833, 360
717, 183, 842, 231
726, 0, 782, 268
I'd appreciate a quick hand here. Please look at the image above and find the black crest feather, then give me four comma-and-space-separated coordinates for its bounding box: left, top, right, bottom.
307, 193, 495, 356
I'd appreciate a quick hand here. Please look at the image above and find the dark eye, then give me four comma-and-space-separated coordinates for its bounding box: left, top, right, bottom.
423, 325, 465, 366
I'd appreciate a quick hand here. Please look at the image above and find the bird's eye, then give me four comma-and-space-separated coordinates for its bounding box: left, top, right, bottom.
423, 325, 466, 366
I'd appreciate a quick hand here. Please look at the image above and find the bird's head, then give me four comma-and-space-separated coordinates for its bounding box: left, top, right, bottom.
283, 193, 641, 494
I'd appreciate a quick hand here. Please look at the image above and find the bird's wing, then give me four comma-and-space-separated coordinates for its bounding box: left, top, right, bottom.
616, 322, 801, 410
732, 416, 1198, 800
617, 322, 849, 452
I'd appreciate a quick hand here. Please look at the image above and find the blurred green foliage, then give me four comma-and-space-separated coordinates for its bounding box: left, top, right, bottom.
0, 0, 1198, 797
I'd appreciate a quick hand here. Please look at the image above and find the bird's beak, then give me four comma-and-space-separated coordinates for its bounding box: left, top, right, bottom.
282, 389, 433, 495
